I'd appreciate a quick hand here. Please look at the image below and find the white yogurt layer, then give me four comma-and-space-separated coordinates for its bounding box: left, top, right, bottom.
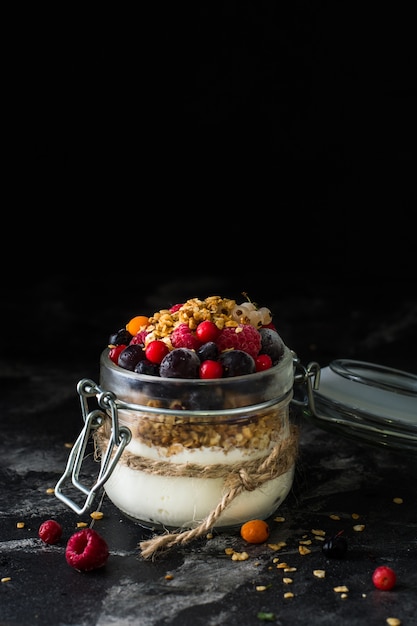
103, 451, 294, 529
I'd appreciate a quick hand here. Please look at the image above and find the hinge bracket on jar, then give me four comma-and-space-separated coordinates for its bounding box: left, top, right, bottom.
54, 378, 131, 516
291, 355, 322, 417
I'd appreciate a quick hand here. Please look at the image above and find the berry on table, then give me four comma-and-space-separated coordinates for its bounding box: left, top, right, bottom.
240, 519, 270, 544
322, 530, 348, 558
38, 519, 63, 545
372, 565, 397, 590
65, 528, 109, 572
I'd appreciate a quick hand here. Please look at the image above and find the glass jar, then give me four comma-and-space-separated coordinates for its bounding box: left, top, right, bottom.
95, 344, 297, 531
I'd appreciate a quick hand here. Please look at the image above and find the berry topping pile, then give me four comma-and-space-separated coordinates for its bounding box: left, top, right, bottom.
108, 295, 285, 380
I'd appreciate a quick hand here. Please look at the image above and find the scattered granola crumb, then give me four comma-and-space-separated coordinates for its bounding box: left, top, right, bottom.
77, 522, 88, 528
313, 570, 326, 578
165, 574, 174, 580
206, 532, 213, 540
353, 524, 365, 532
311, 529, 325, 536
340, 593, 348, 599
284, 567, 297, 572
334, 585, 349, 593
298, 545, 311, 555
16, 522, 25, 529
1, 577, 11, 583
64, 442, 73, 449
299, 539, 312, 545
224, 547, 234, 555
283, 592, 294, 598
273, 516, 285, 522
283, 577, 293, 584
256, 585, 268, 592
268, 541, 286, 551
277, 562, 288, 569
45, 488, 55, 494
386, 618, 401, 626
352, 513, 360, 519
90, 511, 104, 520
330, 514, 340, 520
393, 497, 403, 505
231, 551, 249, 561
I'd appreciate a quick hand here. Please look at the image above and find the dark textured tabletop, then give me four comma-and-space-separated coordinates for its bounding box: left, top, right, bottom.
3, 5, 416, 625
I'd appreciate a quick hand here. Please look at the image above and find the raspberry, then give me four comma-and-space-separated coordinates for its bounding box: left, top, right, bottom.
216, 324, 261, 360
38, 519, 63, 545
129, 329, 148, 345
171, 323, 202, 350
65, 528, 109, 572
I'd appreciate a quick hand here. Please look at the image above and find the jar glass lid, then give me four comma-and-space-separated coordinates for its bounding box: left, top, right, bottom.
304, 359, 417, 454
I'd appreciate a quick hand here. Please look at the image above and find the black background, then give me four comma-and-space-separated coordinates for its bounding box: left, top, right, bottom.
5, 3, 415, 368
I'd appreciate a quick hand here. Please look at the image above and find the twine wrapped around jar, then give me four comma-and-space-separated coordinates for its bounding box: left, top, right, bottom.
94, 422, 299, 560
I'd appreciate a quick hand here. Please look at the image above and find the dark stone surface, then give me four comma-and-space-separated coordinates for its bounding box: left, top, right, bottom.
1, 271, 416, 626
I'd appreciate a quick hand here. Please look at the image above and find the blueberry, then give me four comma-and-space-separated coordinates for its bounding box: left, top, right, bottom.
196, 341, 219, 362
259, 328, 284, 364
117, 344, 146, 371
218, 350, 256, 377
322, 531, 348, 559
108, 328, 133, 346
159, 348, 201, 379
134, 360, 160, 376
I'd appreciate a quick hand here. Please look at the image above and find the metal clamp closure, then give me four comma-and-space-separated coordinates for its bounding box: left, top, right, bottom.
54, 379, 131, 515
291, 356, 322, 417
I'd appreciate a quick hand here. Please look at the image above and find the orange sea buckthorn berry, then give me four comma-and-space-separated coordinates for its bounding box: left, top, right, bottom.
240, 519, 270, 544
126, 315, 149, 336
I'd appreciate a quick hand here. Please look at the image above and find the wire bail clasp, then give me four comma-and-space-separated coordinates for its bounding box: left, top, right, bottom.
54, 378, 131, 515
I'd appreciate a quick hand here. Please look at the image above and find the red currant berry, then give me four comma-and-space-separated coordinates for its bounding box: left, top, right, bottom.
38, 519, 63, 545
255, 354, 273, 372
199, 360, 224, 379
145, 340, 170, 364
108, 344, 126, 364
195, 320, 221, 343
372, 565, 397, 590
